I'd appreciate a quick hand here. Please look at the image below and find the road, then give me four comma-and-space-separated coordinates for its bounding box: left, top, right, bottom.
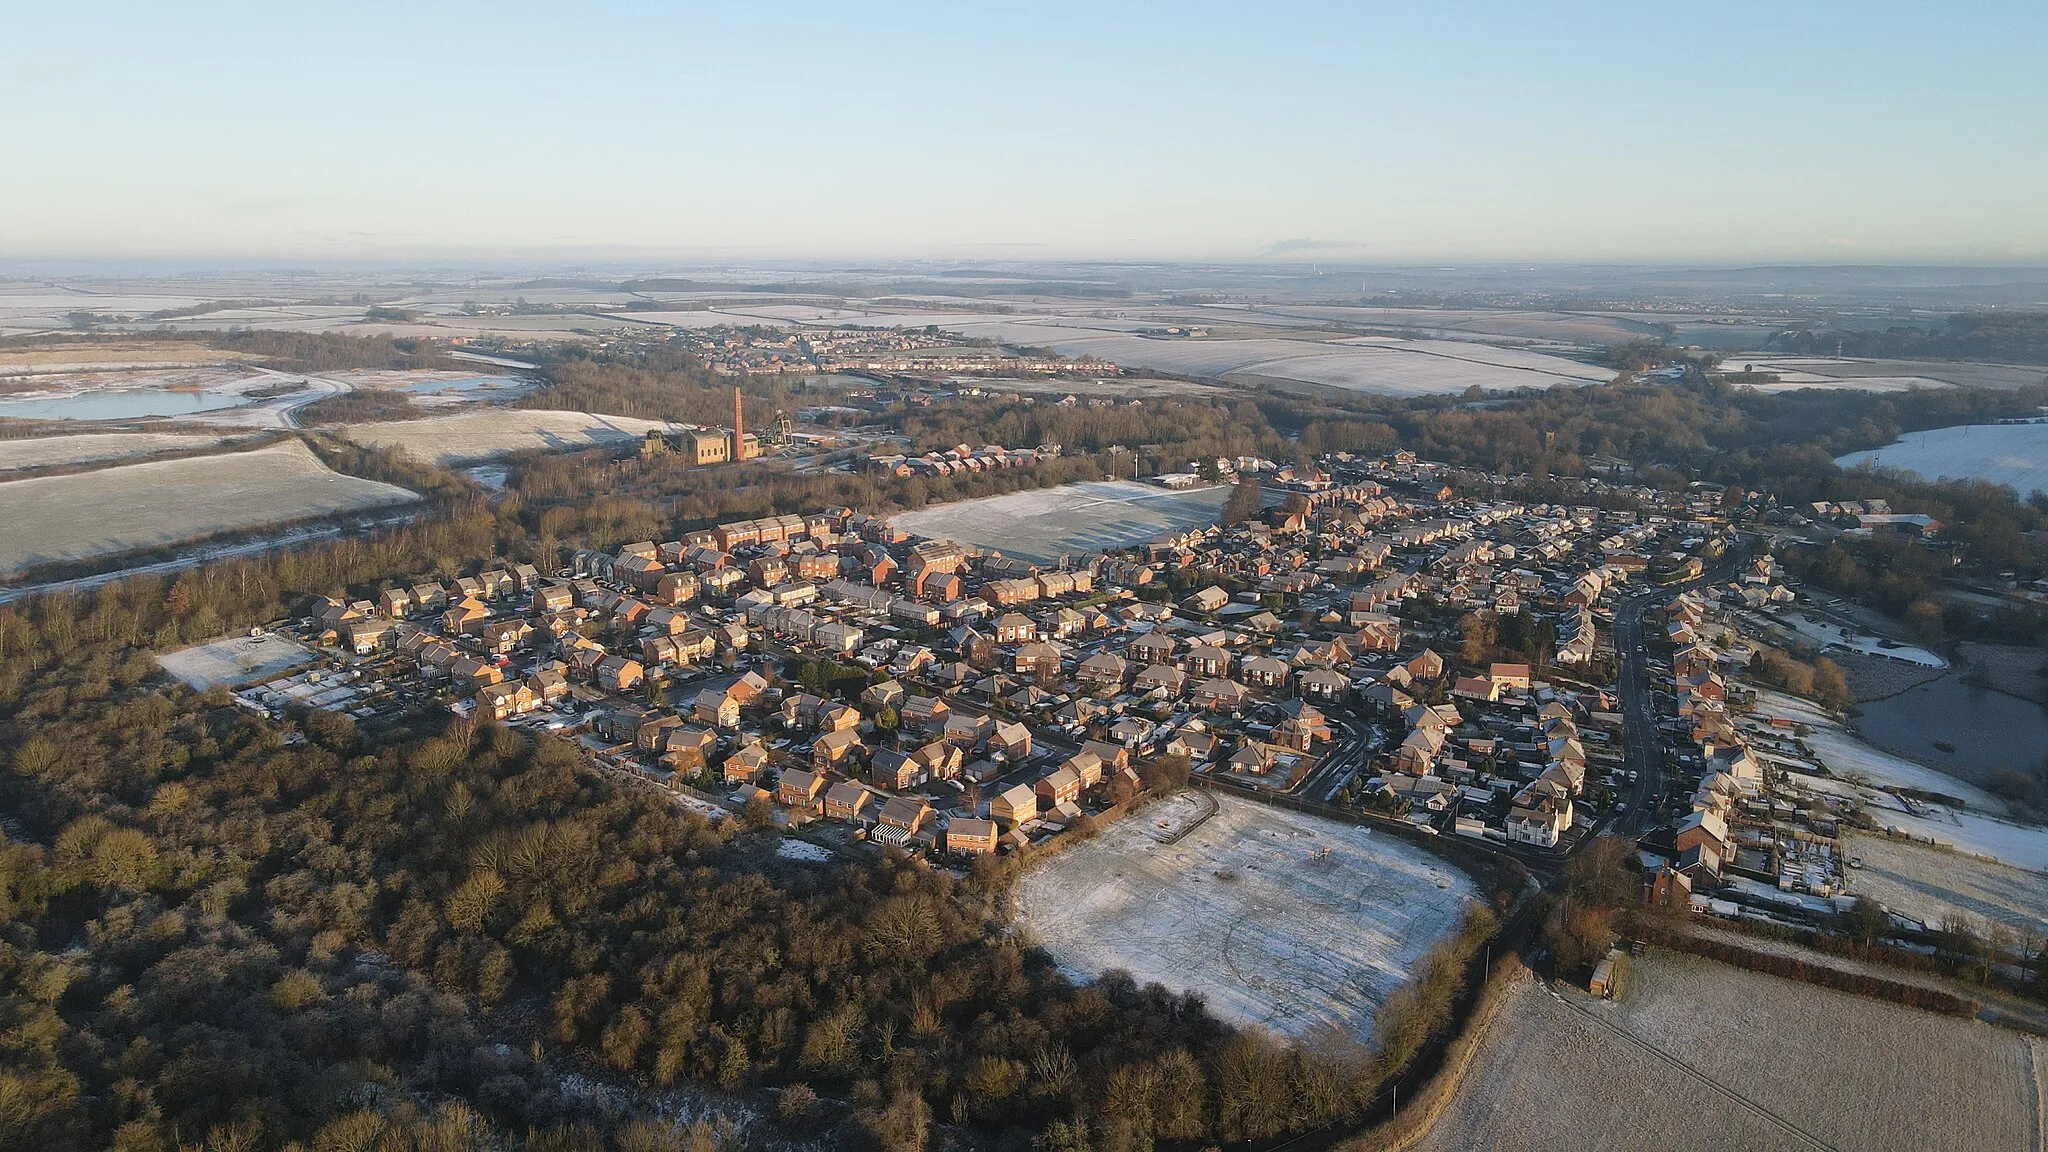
1600, 545, 1750, 840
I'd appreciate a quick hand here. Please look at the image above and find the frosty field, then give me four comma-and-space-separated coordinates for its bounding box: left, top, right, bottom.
890, 480, 1233, 564
1846, 833, 2048, 936
340, 409, 671, 465
1013, 793, 1474, 1041
0, 441, 420, 575
0, 431, 238, 471
158, 633, 318, 691
1836, 422, 2048, 497
1417, 953, 2040, 1152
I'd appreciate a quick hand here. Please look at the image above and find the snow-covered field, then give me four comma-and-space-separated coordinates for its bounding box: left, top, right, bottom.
1728, 355, 2045, 392
1837, 422, 2048, 498
340, 410, 671, 465
158, 633, 318, 691
1774, 611, 1945, 667
1014, 793, 1474, 1041
1751, 689, 1997, 807
1846, 833, 2048, 936
1419, 954, 2038, 1152
625, 305, 1615, 395
0, 431, 238, 471
890, 480, 1233, 564
0, 441, 420, 575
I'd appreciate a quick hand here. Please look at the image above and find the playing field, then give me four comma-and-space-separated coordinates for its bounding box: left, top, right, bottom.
0, 440, 419, 574
1015, 792, 1475, 1041
890, 480, 1233, 564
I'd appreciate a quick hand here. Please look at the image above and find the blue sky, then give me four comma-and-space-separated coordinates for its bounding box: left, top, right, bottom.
3, 1, 2044, 263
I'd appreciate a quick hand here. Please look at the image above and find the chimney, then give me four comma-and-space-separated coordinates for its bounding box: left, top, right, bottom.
731, 386, 745, 461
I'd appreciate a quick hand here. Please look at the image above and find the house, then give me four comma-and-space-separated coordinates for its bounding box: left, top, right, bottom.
1035, 766, 1082, 807
527, 668, 570, 704
1129, 633, 1177, 666
777, 768, 826, 809
1183, 646, 1232, 678
989, 783, 1039, 829
900, 695, 950, 733
1134, 664, 1187, 696
991, 719, 1033, 760
1240, 656, 1289, 689
1190, 678, 1250, 712
1488, 662, 1532, 692
823, 780, 874, 822
724, 741, 771, 785
812, 728, 864, 771
596, 656, 644, 694
1076, 651, 1128, 689
478, 681, 539, 720
694, 688, 741, 730
1014, 641, 1063, 679
1405, 648, 1445, 680
1676, 810, 1730, 860
1297, 668, 1349, 701
946, 817, 999, 855
995, 612, 1036, 644
1183, 586, 1230, 613
872, 796, 933, 847
1507, 780, 1572, 847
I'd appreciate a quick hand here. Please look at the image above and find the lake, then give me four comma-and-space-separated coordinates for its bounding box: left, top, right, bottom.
0, 389, 253, 421
1855, 673, 2048, 783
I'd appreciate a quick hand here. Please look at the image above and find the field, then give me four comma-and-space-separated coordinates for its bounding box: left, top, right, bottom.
0, 441, 420, 575
1837, 422, 2048, 497
340, 409, 671, 464
1846, 833, 2048, 936
158, 633, 317, 691
1417, 952, 2041, 1152
1729, 355, 2048, 392
0, 430, 237, 471
1013, 793, 1474, 1042
890, 480, 1234, 564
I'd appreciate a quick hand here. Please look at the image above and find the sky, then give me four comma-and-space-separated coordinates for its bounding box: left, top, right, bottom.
3, 1, 2046, 265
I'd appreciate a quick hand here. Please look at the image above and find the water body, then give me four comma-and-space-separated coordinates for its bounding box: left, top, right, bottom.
0, 389, 252, 421
1856, 673, 2048, 782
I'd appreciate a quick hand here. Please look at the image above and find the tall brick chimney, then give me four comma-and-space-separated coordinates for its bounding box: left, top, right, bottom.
731, 386, 744, 461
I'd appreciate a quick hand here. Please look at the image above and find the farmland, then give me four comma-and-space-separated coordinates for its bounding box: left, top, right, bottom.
1013, 792, 1474, 1042
1836, 421, 2048, 497
1845, 833, 2048, 937
889, 480, 1234, 565
339, 409, 671, 465
1416, 953, 2040, 1152
0, 430, 239, 471
0, 440, 419, 575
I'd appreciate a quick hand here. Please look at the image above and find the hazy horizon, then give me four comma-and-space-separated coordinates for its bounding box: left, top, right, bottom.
5, 1, 2045, 264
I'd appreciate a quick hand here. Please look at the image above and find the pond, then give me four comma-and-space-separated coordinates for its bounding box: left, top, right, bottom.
1855, 673, 2048, 782
0, 388, 253, 421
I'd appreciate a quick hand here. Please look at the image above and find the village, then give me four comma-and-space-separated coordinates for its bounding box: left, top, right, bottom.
227, 444, 1833, 885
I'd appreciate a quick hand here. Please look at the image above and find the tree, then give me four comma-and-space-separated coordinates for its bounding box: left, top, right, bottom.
1844, 895, 1889, 943
1222, 477, 1261, 526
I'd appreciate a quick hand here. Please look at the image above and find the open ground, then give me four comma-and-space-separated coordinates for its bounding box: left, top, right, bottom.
0, 430, 241, 471
1844, 833, 2048, 937
0, 440, 419, 575
1416, 952, 2041, 1152
1837, 421, 2048, 498
339, 409, 671, 465
889, 480, 1234, 565
1014, 792, 1474, 1042
158, 633, 318, 691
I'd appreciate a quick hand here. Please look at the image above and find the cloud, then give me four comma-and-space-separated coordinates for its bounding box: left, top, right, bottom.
1256, 238, 1377, 259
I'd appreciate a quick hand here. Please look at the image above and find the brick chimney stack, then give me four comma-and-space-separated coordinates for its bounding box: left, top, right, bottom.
731, 386, 745, 461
